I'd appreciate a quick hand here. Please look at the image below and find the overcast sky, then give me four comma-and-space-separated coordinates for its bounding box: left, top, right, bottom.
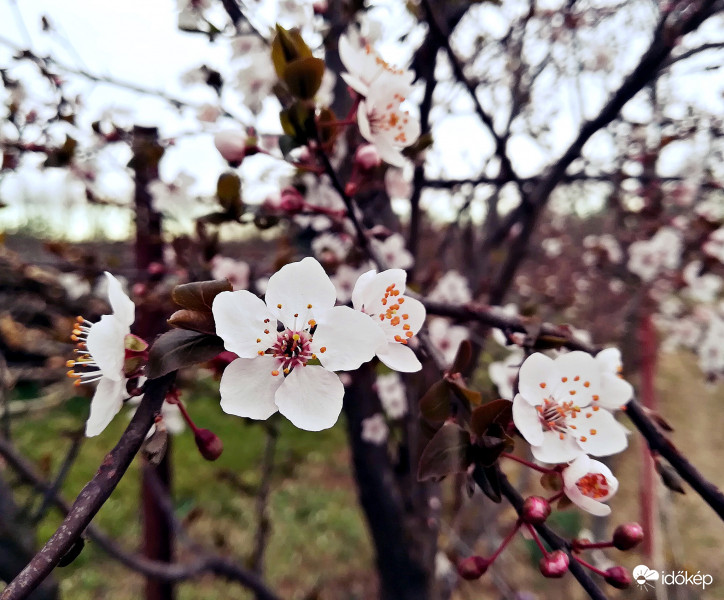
1, 0, 723, 239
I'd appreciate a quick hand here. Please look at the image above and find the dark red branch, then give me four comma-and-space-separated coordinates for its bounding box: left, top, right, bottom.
480, 467, 609, 600
0, 374, 174, 600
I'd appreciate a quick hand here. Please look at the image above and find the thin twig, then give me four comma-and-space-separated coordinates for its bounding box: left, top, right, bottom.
477, 467, 609, 600
251, 425, 277, 580
0, 433, 283, 600
29, 433, 83, 524
0, 373, 175, 600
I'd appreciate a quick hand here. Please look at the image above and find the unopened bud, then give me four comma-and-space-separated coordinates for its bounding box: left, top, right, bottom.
539, 550, 569, 578
194, 428, 224, 461
354, 144, 381, 171
457, 555, 489, 580
214, 130, 247, 165
604, 566, 631, 589
521, 496, 552, 525
279, 187, 305, 213
344, 181, 359, 197
612, 522, 644, 551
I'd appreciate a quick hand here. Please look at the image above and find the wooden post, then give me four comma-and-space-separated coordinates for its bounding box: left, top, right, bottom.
130, 125, 174, 600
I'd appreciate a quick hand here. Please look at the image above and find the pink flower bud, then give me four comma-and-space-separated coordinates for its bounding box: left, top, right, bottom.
521, 496, 552, 525
214, 130, 246, 164
354, 144, 381, 170
539, 550, 569, 578
457, 555, 489, 580
604, 566, 631, 589
612, 522, 644, 551
194, 428, 224, 461
148, 262, 165, 275
279, 187, 306, 213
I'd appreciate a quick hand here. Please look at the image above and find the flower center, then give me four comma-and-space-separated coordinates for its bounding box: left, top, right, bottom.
536, 397, 580, 439
66, 316, 104, 386
268, 329, 314, 376
377, 283, 414, 344
367, 95, 412, 144
576, 473, 610, 499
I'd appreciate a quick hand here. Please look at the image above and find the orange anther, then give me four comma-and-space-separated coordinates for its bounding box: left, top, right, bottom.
398, 298, 405, 304
561, 377, 568, 382
277, 304, 282, 309
580, 436, 587, 442
592, 395, 599, 401
320, 347, 326, 353
583, 381, 590, 387
569, 390, 576, 395
590, 429, 597, 435
402, 314, 409, 320
540, 382, 547, 388
271, 370, 280, 376
592, 406, 600, 412
574, 376, 580, 381
405, 331, 413, 338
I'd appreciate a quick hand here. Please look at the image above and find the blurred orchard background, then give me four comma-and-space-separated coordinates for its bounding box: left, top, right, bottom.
1, 0, 724, 599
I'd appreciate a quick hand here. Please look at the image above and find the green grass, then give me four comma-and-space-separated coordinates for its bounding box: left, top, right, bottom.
10, 373, 373, 599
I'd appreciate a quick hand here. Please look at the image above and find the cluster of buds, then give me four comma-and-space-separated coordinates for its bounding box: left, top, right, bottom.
457, 494, 641, 590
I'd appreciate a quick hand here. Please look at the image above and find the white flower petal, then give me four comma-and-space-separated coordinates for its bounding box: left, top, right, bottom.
85, 315, 127, 380
375, 342, 421, 372
598, 374, 634, 409
531, 431, 584, 464
219, 357, 281, 420
573, 410, 628, 457
104, 272, 135, 327
595, 347, 622, 374
265, 257, 336, 327
357, 100, 373, 142
351, 269, 377, 311
357, 269, 407, 314
562, 453, 593, 484
374, 138, 406, 167
566, 485, 612, 516
212, 290, 277, 358
518, 353, 555, 405
312, 306, 385, 371
274, 365, 343, 431
550, 351, 600, 403
512, 394, 544, 446
85, 377, 125, 437
340, 72, 369, 96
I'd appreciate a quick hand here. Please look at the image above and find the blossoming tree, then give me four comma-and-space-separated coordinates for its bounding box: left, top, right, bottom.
1, 1, 724, 599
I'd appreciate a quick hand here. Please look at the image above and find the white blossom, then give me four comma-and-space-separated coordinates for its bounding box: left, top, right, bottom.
361, 413, 389, 445
69, 273, 135, 437
563, 454, 619, 516
375, 372, 407, 419
512, 352, 629, 464
352, 268, 426, 372
212, 258, 385, 431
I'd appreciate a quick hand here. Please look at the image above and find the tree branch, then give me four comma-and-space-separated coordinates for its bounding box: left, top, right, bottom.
423, 297, 724, 522
479, 467, 609, 600
0, 416, 282, 600
488, 0, 721, 304
0, 374, 175, 600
